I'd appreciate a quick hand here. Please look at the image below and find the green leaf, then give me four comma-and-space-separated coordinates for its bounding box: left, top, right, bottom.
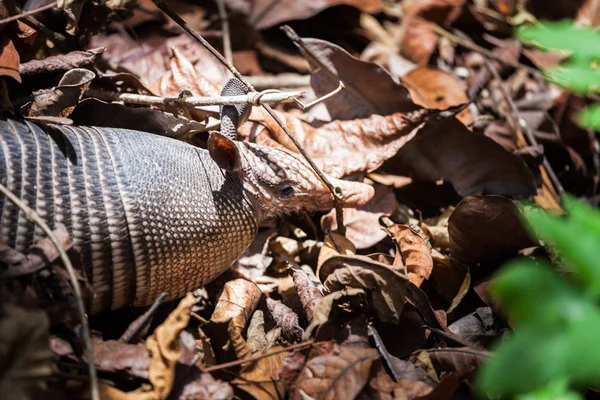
517, 21, 600, 62
517, 379, 582, 400
523, 200, 600, 294
544, 63, 600, 94
578, 103, 600, 132
478, 262, 600, 395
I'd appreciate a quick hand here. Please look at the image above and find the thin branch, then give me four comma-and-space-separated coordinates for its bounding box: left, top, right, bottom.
119, 292, 167, 343
216, 0, 232, 65
149, 0, 348, 235
0, 2, 56, 25
484, 59, 564, 195
245, 74, 310, 90
0, 183, 99, 400
203, 340, 314, 372
429, 22, 538, 74
85, 87, 303, 108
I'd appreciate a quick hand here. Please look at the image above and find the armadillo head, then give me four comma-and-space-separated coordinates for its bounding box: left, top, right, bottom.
208, 132, 374, 222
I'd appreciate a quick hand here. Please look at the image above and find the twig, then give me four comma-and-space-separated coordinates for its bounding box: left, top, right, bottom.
484, 59, 564, 195
15, 7, 68, 47
85, 87, 303, 108
149, 0, 348, 235
429, 22, 538, 74
203, 340, 314, 372
119, 292, 167, 343
0, 2, 56, 25
216, 0, 232, 65
294, 81, 344, 110
0, 183, 99, 400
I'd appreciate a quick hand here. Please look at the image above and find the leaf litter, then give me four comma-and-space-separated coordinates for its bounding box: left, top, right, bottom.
1, 0, 599, 399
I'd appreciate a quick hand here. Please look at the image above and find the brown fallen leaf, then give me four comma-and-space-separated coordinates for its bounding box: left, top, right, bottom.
151, 47, 222, 98
381, 116, 537, 197
28, 68, 96, 118
179, 373, 234, 400
303, 288, 366, 340
318, 254, 409, 324
401, 66, 472, 126
429, 255, 470, 314
364, 361, 434, 400
386, 224, 433, 287
284, 26, 420, 120
239, 107, 422, 179
423, 347, 490, 380
288, 263, 324, 321
448, 195, 536, 264
211, 279, 263, 360
0, 34, 20, 83
266, 298, 304, 343
19, 48, 104, 77
247, 0, 383, 29
321, 183, 397, 249
145, 293, 197, 399
293, 344, 379, 400
234, 346, 288, 400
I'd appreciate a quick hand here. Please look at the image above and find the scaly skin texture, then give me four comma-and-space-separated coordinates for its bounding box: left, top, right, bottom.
0, 119, 373, 312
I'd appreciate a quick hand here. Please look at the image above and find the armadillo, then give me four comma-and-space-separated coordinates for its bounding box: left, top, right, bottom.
0, 80, 373, 312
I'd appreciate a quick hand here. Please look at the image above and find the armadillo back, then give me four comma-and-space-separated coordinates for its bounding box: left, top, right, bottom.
0, 120, 257, 312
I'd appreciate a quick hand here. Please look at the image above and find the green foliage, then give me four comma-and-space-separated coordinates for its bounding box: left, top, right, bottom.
477, 196, 600, 397
516, 21, 600, 131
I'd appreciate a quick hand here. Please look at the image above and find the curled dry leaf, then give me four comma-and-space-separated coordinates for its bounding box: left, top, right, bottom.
71, 99, 207, 140
145, 293, 197, 399
424, 347, 490, 379
401, 66, 472, 126
0, 305, 52, 399
0, 35, 20, 83
211, 279, 262, 360
430, 255, 470, 314
321, 183, 397, 249
317, 231, 356, 269
92, 340, 150, 379
284, 26, 420, 120
151, 47, 222, 98
234, 345, 288, 400
248, 0, 383, 29
19, 48, 105, 77
288, 263, 324, 321
239, 107, 422, 179
319, 255, 409, 324
448, 195, 536, 264
179, 373, 234, 400
293, 344, 379, 400
381, 116, 537, 197
304, 288, 365, 340
386, 224, 433, 287
366, 361, 434, 400
266, 298, 304, 343
28, 68, 96, 118
247, 309, 269, 354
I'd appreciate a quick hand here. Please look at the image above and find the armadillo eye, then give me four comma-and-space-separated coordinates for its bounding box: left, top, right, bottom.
279, 183, 294, 198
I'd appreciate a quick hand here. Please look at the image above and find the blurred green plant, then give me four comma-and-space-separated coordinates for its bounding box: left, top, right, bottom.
476, 196, 600, 399
516, 21, 600, 131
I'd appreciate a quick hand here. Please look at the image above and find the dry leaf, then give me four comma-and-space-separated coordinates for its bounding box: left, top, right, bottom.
266, 298, 304, 343
319, 255, 409, 324
0, 35, 20, 83
211, 279, 262, 360
248, 0, 383, 29
293, 344, 379, 400
234, 346, 288, 399
28, 69, 96, 118
381, 116, 537, 197
144, 293, 197, 399
401, 66, 472, 126
366, 362, 434, 400
289, 263, 324, 321
386, 224, 433, 287
179, 373, 234, 400
19, 48, 104, 77
430, 255, 470, 314
448, 195, 535, 263
304, 288, 365, 340
321, 184, 397, 249
284, 26, 420, 120
151, 47, 222, 98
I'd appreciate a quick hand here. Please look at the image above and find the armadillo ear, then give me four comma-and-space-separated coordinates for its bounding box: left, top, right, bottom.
208, 131, 242, 172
